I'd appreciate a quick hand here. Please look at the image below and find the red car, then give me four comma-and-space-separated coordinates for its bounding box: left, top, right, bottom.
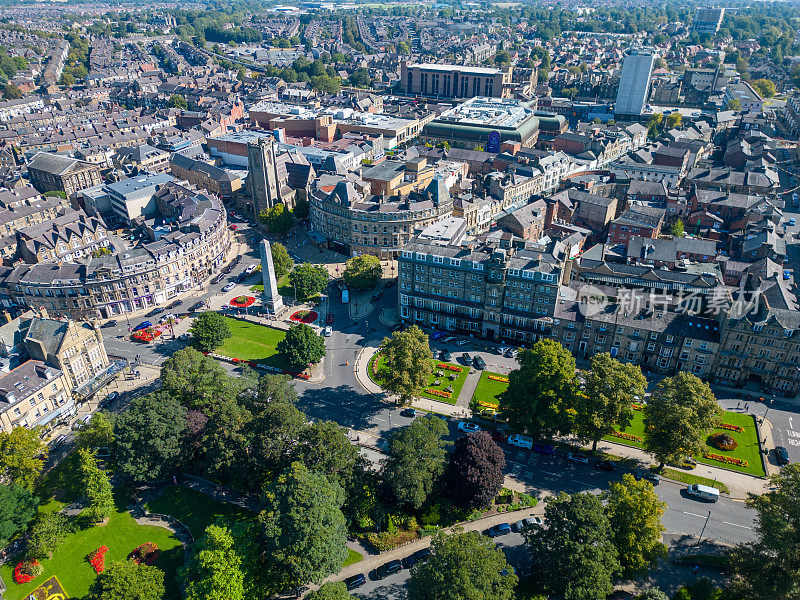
229, 224, 238, 231
326, 313, 334, 324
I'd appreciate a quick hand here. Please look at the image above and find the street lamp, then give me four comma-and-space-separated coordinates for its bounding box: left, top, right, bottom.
764, 397, 774, 421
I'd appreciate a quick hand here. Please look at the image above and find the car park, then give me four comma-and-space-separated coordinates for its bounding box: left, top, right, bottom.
686, 484, 720, 502
594, 460, 615, 472
400, 407, 417, 418
567, 452, 590, 464
486, 523, 512, 537
511, 516, 543, 532
634, 470, 660, 484
473, 355, 486, 369
775, 445, 790, 465
344, 574, 366, 591
222, 282, 235, 292
375, 560, 403, 579
457, 421, 480, 433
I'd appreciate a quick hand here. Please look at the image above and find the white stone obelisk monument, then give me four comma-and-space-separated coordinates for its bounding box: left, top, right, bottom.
260, 240, 284, 315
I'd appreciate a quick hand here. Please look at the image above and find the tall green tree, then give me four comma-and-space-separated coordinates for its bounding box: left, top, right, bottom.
277, 323, 326, 372
384, 414, 450, 509
378, 325, 433, 404
167, 93, 187, 108
343, 254, 382, 290
198, 399, 252, 489
27, 512, 72, 560
525, 493, 619, 600
500, 339, 576, 439
77, 412, 115, 450
190, 312, 231, 353
90, 560, 165, 600
260, 203, 294, 233
408, 530, 518, 600
78, 449, 114, 523
671, 219, 685, 237
184, 525, 245, 600
752, 78, 776, 98
0, 427, 47, 491
245, 399, 307, 489
0, 483, 37, 545
288, 263, 329, 301
297, 420, 360, 491
575, 353, 646, 451
448, 431, 506, 510
729, 464, 800, 600
270, 242, 294, 278
161, 347, 239, 411
114, 392, 188, 481
259, 462, 348, 591
643, 372, 721, 469
605, 473, 667, 576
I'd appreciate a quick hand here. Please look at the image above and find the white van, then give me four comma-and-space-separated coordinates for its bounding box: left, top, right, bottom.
508, 434, 534, 450
686, 484, 720, 502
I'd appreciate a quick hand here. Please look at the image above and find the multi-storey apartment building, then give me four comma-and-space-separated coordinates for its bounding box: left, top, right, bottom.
0, 360, 72, 434
398, 235, 567, 343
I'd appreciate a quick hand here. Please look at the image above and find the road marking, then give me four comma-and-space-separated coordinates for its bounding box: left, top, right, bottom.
723, 521, 753, 530
541, 471, 558, 477
681, 511, 706, 519
790, 417, 794, 429
572, 479, 593, 486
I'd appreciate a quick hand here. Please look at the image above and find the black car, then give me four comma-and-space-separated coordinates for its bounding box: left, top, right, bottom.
211, 274, 224, 285
775, 446, 790, 466
400, 407, 417, 418
594, 460, 615, 472
473, 355, 486, 369
167, 300, 182, 310
188, 301, 205, 313
148, 307, 164, 317
371, 290, 384, 302
375, 559, 403, 579
402, 548, 431, 569
461, 352, 472, 365
344, 574, 366, 591
440, 350, 452, 361
634, 470, 660, 484
101, 319, 118, 328
384, 278, 397, 289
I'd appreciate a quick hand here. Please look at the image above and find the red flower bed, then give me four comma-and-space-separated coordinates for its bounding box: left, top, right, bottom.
229, 295, 256, 308
129, 542, 160, 566
289, 310, 318, 324
13, 560, 42, 584
87, 546, 108, 573
720, 423, 745, 433
132, 327, 162, 343
436, 363, 462, 372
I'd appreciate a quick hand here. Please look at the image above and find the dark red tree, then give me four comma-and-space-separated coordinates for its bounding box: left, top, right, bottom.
448, 431, 506, 509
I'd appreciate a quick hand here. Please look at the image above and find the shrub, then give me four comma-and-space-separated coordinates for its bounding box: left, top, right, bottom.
519, 493, 538, 508
129, 542, 159, 566
708, 432, 738, 451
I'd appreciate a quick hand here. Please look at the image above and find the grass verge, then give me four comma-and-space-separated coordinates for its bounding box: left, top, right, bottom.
214, 316, 287, 369
343, 548, 363, 567
471, 371, 509, 408
653, 467, 730, 494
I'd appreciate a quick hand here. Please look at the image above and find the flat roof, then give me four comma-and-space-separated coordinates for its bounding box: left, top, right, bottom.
409, 63, 502, 75
438, 97, 533, 128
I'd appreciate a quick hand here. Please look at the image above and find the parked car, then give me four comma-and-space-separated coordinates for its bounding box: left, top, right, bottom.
244, 264, 257, 275
344, 574, 366, 591
189, 301, 205, 313
324, 326, 332, 337
785, 270, 792, 280
101, 319, 118, 328
486, 523, 512, 538
473, 355, 486, 369
455, 338, 469, 347
511, 517, 543, 532
229, 224, 238, 231
775, 445, 790, 465
675, 456, 697, 470
222, 282, 235, 292
457, 421, 480, 433
430, 331, 446, 340
461, 352, 472, 365
50, 435, 67, 447
508, 434, 534, 449
533, 442, 556, 455
634, 470, 660, 484
326, 313, 334, 324
490, 430, 508, 444
402, 548, 430, 569
375, 560, 403, 579
384, 278, 397, 289
594, 460, 615, 472
132, 321, 152, 332
440, 349, 452, 361
211, 274, 224, 285
567, 452, 590, 464
400, 407, 417, 418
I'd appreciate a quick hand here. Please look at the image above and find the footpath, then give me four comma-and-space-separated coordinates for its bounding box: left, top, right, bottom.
353, 343, 769, 498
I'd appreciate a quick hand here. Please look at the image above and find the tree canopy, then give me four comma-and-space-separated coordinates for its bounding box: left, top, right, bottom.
184, 525, 245, 600
288, 264, 329, 301
260, 203, 294, 233
189, 312, 231, 353
90, 560, 165, 600
277, 323, 326, 372
343, 254, 382, 290
448, 431, 506, 509
270, 242, 294, 278
378, 326, 433, 404
0, 427, 47, 491
0, 483, 37, 545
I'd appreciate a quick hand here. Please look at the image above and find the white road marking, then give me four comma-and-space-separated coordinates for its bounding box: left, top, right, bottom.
790, 417, 794, 429
572, 479, 593, 486
541, 471, 558, 477
723, 521, 752, 530
681, 511, 707, 519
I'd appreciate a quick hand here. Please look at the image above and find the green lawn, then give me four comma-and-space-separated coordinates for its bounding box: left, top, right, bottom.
368, 353, 469, 404
215, 316, 287, 369
0, 500, 183, 600
145, 486, 256, 539
471, 371, 509, 408
605, 407, 765, 477
343, 548, 363, 567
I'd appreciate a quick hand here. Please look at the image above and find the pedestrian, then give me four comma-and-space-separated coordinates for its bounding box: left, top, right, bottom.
693, 565, 700, 577
745, 403, 749, 411
736, 401, 740, 409
172, 475, 177, 485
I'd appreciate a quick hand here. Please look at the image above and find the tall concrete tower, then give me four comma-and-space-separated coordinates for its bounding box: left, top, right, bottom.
260, 239, 284, 315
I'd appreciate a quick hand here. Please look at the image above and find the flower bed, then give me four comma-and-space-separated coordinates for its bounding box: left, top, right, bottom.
289, 310, 318, 324
611, 431, 643, 442
229, 295, 256, 308
132, 327, 161, 343
426, 389, 451, 399
129, 542, 160, 566
631, 403, 645, 411
13, 560, 42, 584
436, 363, 462, 372
702, 452, 749, 467
487, 374, 509, 383
709, 432, 738, 451
87, 546, 108, 573
720, 423, 745, 433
